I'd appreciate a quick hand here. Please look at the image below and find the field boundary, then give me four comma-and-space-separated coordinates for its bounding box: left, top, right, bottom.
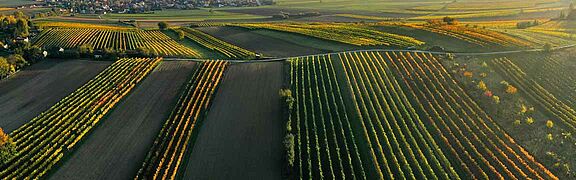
165, 44, 576, 63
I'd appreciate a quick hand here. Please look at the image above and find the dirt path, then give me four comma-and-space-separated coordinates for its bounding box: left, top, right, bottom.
182, 62, 284, 179
49, 61, 197, 180
0, 60, 112, 133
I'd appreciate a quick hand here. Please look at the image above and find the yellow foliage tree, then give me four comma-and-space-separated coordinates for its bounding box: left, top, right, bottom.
478, 80, 487, 91
546, 120, 554, 128
506, 85, 518, 94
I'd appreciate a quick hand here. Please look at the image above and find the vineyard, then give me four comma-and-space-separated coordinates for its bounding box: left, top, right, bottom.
33, 28, 200, 57
289, 51, 558, 179
402, 24, 533, 48
136, 60, 229, 180
179, 27, 256, 59
490, 56, 576, 135
0, 57, 162, 179
236, 23, 424, 47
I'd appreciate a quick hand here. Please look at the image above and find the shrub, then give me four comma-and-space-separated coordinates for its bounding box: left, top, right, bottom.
526, 117, 535, 124
136, 46, 158, 57
493, 95, 500, 104
177, 30, 185, 40
477, 80, 487, 91
158, 21, 169, 30
546, 120, 554, 128
0, 128, 16, 165
506, 85, 518, 94
79, 44, 94, 57
283, 133, 295, 167
463, 71, 473, 78
484, 90, 493, 97
279, 89, 295, 110
7, 54, 28, 69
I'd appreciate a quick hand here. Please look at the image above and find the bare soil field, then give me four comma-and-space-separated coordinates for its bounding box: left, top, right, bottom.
182, 62, 284, 179
49, 61, 197, 180
0, 60, 111, 133
371, 26, 484, 52
197, 26, 363, 57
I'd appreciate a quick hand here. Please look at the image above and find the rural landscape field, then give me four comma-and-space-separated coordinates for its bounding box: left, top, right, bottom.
0, 0, 575, 179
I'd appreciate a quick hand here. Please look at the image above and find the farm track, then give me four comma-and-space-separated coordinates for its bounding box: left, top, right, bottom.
49, 61, 197, 180
0, 60, 112, 133
182, 62, 284, 179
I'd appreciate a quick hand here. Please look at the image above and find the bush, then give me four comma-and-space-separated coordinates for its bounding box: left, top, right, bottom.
158, 21, 169, 30
7, 54, 28, 69
546, 120, 554, 128
79, 44, 94, 57
136, 46, 158, 57
0, 58, 15, 78
283, 133, 295, 167
0, 128, 16, 166
176, 30, 185, 40
23, 46, 45, 63
102, 47, 118, 60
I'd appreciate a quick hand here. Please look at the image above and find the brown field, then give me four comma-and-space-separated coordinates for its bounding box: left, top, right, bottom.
48, 61, 196, 180
182, 62, 284, 179
0, 60, 111, 133
197, 26, 326, 57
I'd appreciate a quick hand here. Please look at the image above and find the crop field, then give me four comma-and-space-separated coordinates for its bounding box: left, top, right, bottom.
400, 23, 534, 48
0, 58, 162, 179
183, 62, 284, 179
33, 28, 200, 57
0, 60, 112, 133
288, 51, 557, 179
197, 26, 348, 57
235, 23, 425, 47
50, 61, 197, 180
2, 0, 576, 179
179, 27, 256, 59
136, 60, 229, 179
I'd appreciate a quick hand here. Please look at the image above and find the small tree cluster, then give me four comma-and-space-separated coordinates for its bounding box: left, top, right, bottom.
516, 20, 540, 29
0, 128, 16, 166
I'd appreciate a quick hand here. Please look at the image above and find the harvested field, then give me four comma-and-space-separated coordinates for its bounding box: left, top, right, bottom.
49, 61, 197, 180
0, 60, 111, 133
182, 62, 284, 179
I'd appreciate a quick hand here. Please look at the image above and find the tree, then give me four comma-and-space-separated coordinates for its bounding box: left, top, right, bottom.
158, 21, 169, 30
0, 58, 14, 78
79, 44, 94, 56
14, 18, 29, 37
103, 47, 118, 60
7, 54, 28, 69
0, 128, 16, 165
23, 46, 45, 63
13, 11, 25, 19
136, 46, 158, 57
177, 30, 185, 40
443, 16, 458, 25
